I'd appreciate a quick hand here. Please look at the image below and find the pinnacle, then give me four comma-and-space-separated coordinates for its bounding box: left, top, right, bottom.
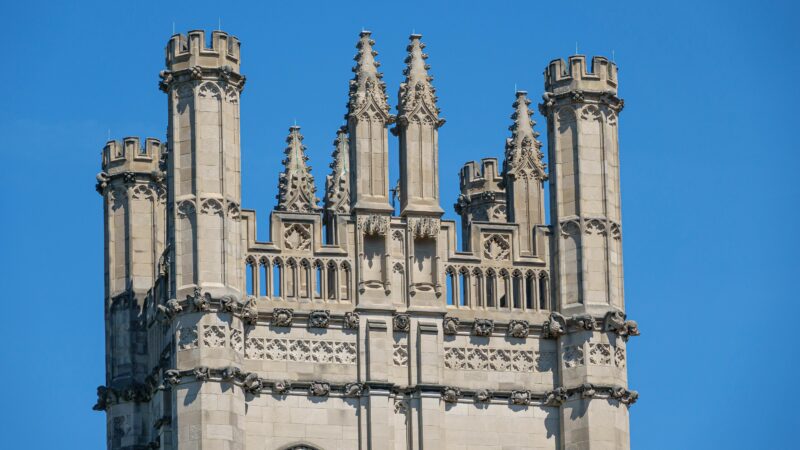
505, 90, 546, 179
276, 125, 320, 212
397, 33, 441, 121
324, 126, 351, 214
347, 31, 392, 119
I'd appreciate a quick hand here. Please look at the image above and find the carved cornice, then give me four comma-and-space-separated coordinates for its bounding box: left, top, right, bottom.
407, 217, 440, 238
95, 370, 638, 410
538, 89, 624, 117
158, 65, 246, 94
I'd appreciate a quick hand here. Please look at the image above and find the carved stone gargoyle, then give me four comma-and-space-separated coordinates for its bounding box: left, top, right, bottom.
443, 317, 460, 335
163, 369, 181, 386
93, 385, 113, 411
507, 320, 529, 338
393, 314, 411, 332
611, 387, 639, 405
542, 312, 567, 339
309, 381, 330, 397
157, 299, 183, 323
308, 310, 330, 329
580, 383, 596, 398
243, 373, 262, 394
604, 311, 640, 340
544, 387, 568, 406
272, 308, 294, 327
220, 294, 240, 313
474, 389, 492, 404
510, 390, 531, 406
273, 380, 292, 395
343, 382, 363, 398
473, 319, 494, 337
441, 386, 461, 404
188, 287, 210, 312
193, 366, 210, 381
343, 312, 360, 329
568, 314, 596, 331
221, 366, 241, 381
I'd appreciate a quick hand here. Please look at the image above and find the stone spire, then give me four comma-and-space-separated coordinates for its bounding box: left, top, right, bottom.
347, 31, 393, 121
504, 91, 546, 180
395, 33, 444, 216
323, 126, 351, 215
503, 91, 547, 256
346, 31, 394, 213
276, 125, 320, 213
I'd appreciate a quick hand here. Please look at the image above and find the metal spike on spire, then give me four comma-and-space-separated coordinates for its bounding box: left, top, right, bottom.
346, 31, 393, 121
323, 126, 351, 214
505, 91, 546, 180
276, 125, 320, 213
396, 33, 443, 127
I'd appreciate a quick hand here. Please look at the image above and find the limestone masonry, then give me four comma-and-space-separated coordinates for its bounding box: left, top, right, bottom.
95, 30, 638, 450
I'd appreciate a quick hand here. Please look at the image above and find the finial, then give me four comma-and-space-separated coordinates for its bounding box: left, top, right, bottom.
276, 125, 320, 213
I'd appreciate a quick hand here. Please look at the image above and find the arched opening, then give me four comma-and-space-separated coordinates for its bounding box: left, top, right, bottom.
512, 271, 522, 309
340, 262, 351, 301
446, 267, 456, 306
327, 261, 338, 300
458, 269, 468, 307
314, 262, 323, 299
272, 260, 283, 298
526, 272, 536, 310
245, 259, 255, 296
260, 260, 269, 297
539, 272, 549, 310
486, 270, 496, 308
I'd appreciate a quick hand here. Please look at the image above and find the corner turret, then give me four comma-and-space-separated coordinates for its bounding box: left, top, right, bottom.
455, 158, 506, 250
544, 55, 617, 95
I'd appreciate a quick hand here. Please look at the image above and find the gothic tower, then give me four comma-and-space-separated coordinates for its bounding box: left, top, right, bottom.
540, 55, 632, 449
160, 30, 247, 449
97, 137, 166, 449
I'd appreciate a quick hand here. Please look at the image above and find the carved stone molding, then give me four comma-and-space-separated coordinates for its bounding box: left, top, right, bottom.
444, 346, 555, 373
272, 308, 294, 327
483, 234, 511, 261
358, 214, 389, 236
442, 317, 459, 335
393, 314, 410, 332
507, 320, 529, 338
283, 223, 313, 251
245, 338, 357, 365
308, 310, 330, 329
408, 217, 440, 239
472, 319, 494, 337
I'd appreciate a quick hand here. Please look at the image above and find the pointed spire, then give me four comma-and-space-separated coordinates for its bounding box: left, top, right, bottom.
276, 125, 320, 213
396, 34, 444, 126
505, 91, 546, 180
347, 31, 393, 121
323, 126, 351, 214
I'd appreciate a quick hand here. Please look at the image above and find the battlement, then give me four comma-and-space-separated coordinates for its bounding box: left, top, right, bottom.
459, 158, 504, 192
544, 55, 617, 94
166, 30, 241, 73
101, 137, 164, 176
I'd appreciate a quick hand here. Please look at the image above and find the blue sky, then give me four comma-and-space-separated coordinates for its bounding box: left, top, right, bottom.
1, 0, 797, 448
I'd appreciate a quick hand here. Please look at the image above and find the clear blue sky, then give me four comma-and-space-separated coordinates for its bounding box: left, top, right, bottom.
1, 0, 797, 448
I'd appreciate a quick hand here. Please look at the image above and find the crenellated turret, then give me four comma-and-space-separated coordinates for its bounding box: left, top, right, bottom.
541, 55, 630, 450
503, 91, 547, 257
455, 158, 506, 250
97, 137, 166, 450
346, 31, 395, 213
323, 126, 351, 243
276, 125, 320, 213
395, 33, 445, 216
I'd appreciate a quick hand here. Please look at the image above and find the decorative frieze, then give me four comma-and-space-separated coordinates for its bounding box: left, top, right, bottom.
244, 338, 357, 365
443, 346, 554, 373
408, 217, 440, 238
393, 344, 409, 366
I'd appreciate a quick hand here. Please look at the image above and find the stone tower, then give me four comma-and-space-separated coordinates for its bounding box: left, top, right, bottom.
540, 55, 634, 449
96, 31, 638, 450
